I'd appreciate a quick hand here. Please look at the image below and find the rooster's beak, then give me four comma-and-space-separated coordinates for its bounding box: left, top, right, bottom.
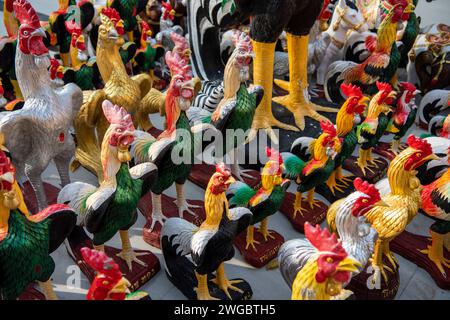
375, 200, 389, 207
225, 176, 236, 186
404, 4, 415, 14
424, 153, 440, 162
31, 28, 47, 38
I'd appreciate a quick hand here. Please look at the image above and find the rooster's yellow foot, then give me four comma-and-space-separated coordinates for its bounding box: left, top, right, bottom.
245, 238, 261, 251
420, 246, 450, 276
336, 175, 353, 187
116, 249, 147, 272
307, 198, 322, 209
292, 200, 306, 219
326, 179, 346, 195
258, 228, 276, 242
370, 262, 393, 285
212, 277, 243, 300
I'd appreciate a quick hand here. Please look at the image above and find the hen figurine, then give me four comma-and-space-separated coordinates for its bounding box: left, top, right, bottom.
278, 222, 361, 300
0, 0, 83, 211
161, 163, 253, 300
58, 100, 158, 277
0, 143, 76, 300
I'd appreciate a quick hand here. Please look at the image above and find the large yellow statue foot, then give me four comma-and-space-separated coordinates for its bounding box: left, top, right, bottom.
419, 231, 450, 276
195, 272, 218, 300
212, 263, 243, 300
247, 115, 299, 144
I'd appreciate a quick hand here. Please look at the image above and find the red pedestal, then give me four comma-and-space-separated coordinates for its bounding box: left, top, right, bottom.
66, 227, 160, 292
17, 285, 46, 300
279, 192, 328, 233
189, 162, 261, 190
342, 155, 389, 184
391, 230, 450, 290
21, 181, 60, 214
234, 229, 284, 268
373, 142, 407, 161
139, 192, 206, 248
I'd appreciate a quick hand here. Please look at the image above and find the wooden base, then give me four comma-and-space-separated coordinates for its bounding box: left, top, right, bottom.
17, 285, 46, 300
373, 142, 407, 161
189, 162, 261, 189
279, 192, 328, 233
66, 226, 160, 292
391, 231, 450, 290
22, 181, 60, 214
234, 229, 284, 268
347, 256, 400, 300
315, 180, 356, 204
139, 193, 206, 248
342, 156, 389, 184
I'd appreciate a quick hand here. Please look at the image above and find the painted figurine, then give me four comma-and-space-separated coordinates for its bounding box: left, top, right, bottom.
106, 0, 140, 42
161, 163, 253, 300
58, 100, 158, 271
0, 0, 83, 211
0, 144, 76, 300
81, 247, 150, 300
417, 89, 449, 129
227, 147, 289, 267
278, 222, 360, 300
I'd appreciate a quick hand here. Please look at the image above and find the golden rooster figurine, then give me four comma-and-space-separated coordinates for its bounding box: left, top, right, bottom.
364, 135, 438, 284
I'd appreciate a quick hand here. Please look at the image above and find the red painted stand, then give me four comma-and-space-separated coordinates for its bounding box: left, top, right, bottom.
234, 229, 284, 268
373, 141, 407, 161
342, 156, 389, 184
279, 192, 328, 233
17, 285, 46, 300
21, 181, 60, 214
189, 162, 261, 189
66, 227, 160, 292
391, 230, 450, 290
139, 193, 206, 248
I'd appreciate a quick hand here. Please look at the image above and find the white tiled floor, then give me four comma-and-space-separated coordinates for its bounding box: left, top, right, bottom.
1, 0, 450, 300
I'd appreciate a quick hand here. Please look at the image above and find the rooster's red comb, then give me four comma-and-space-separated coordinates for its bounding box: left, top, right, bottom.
81, 247, 122, 281
13, 0, 41, 29
320, 120, 337, 138
65, 20, 81, 35
266, 147, 283, 164
341, 83, 363, 99
376, 81, 393, 93
406, 135, 432, 155
304, 222, 347, 257
215, 162, 231, 177
354, 178, 381, 201
102, 100, 135, 131
170, 32, 189, 51
399, 82, 417, 93
102, 7, 121, 21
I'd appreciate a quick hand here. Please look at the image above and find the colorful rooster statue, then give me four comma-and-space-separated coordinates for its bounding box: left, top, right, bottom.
133, 19, 165, 77
364, 135, 437, 285
323, 83, 369, 195
161, 163, 253, 300
107, 0, 139, 42
282, 121, 342, 218
385, 82, 420, 153
58, 100, 158, 271
227, 148, 289, 267
325, 0, 415, 102
0, 0, 83, 211
278, 222, 361, 300
354, 82, 396, 176
0, 143, 76, 300
81, 247, 149, 300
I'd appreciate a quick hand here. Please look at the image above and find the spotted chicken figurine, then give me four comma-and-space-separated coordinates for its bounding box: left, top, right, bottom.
161, 163, 253, 300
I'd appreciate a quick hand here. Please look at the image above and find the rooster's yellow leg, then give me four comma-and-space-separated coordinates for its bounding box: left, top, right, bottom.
10, 79, 23, 99
245, 225, 260, 251
127, 31, 134, 43
370, 239, 393, 285
38, 280, 58, 300
272, 33, 336, 130
326, 171, 345, 195
382, 240, 398, 270
306, 188, 321, 209
258, 217, 275, 242
335, 166, 353, 186
250, 40, 299, 144
419, 231, 450, 276
357, 148, 375, 175
195, 272, 217, 300
390, 139, 401, 154
212, 263, 243, 300
60, 52, 70, 67
116, 230, 147, 272
292, 191, 306, 219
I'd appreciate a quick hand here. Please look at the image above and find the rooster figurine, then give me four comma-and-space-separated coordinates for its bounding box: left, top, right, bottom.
161, 163, 253, 300
227, 147, 289, 267
278, 222, 361, 300
0, 144, 76, 300
58, 100, 158, 272
0, 0, 83, 211
81, 247, 150, 300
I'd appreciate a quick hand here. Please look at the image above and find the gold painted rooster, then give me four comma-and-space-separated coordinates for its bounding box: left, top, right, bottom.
73, 12, 164, 179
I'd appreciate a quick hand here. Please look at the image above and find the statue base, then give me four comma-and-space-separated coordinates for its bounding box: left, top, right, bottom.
347, 256, 400, 300
17, 285, 46, 300
279, 192, 328, 233
342, 156, 389, 184
66, 226, 160, 291
234, 229, 284, 268
22, 181, 60, 214
391, 230, 450, 290
139, 193, 206, 248
373, 142, 406, 161
189, 163, 260, 189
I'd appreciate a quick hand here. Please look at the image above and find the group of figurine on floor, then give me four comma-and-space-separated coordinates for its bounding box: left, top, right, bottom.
0, 0, 449, 301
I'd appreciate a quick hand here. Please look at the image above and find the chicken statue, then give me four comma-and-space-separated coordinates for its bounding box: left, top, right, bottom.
280, 120, 342, 231
0, 0, 83, 211
81, 247, 150, 300
161, 163, 253, 300
349, 82, 396, 180
0, 144, 77, 300
362, 135, 437, 293
58, 100, 159, 287
278, 222, 361, 300
188, 0, 337, 143
73, 9, 162, 179
227, 147, 289, 267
